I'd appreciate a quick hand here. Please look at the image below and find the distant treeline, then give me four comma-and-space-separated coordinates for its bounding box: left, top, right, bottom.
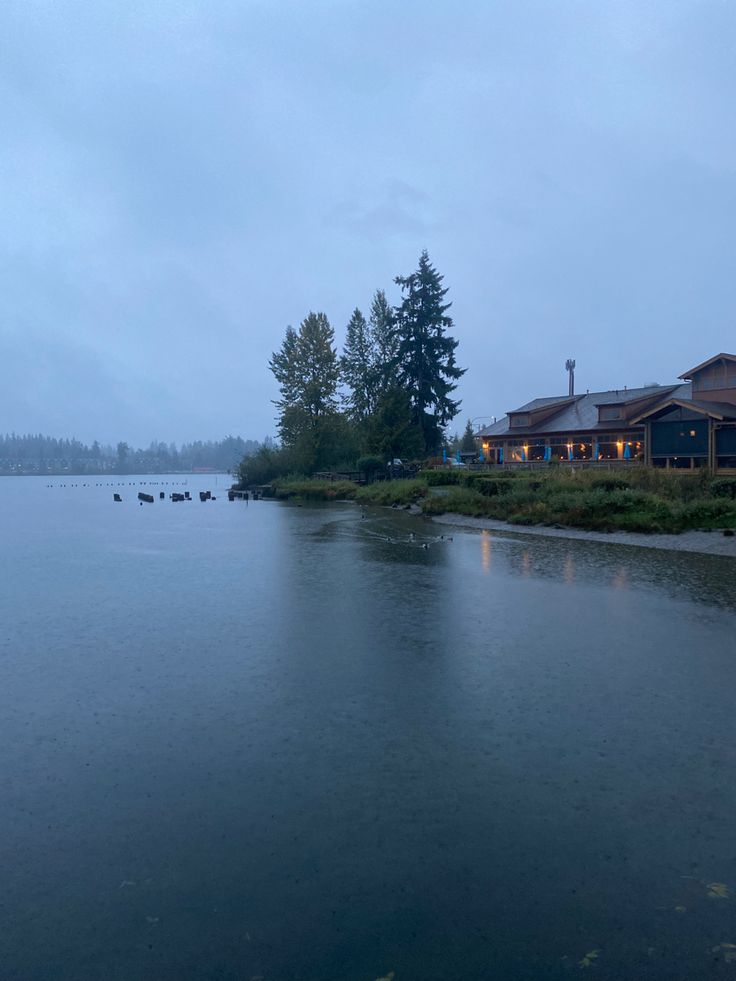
0, 433, 260, 475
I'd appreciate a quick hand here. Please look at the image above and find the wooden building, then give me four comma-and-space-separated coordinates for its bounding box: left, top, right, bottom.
477, 353, 736, 473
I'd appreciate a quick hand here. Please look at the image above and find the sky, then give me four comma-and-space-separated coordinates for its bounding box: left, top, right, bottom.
2, 0, 735, 446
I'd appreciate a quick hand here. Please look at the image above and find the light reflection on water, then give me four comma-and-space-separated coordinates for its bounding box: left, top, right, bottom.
480, 530, 492, 574
461, 523, 736, 611
1, 479, 736, 981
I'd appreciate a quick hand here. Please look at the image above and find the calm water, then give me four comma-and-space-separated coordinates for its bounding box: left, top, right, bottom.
1, 475, 736, 981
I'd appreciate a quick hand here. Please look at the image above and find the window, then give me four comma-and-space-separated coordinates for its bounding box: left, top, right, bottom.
599, 405, 622, 421
510, 414, 530, 428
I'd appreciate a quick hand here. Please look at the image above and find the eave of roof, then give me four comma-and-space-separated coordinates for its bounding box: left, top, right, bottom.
679, 352, 736, 379
630, 397, 736, 424
506, 394, 577, 415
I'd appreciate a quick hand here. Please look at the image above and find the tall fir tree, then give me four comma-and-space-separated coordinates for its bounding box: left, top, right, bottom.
392, 251, 465, 454
340, 308, 374, 422
368, 289, 397, 393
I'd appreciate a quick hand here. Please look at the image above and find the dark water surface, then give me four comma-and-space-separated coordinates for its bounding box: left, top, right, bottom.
2, 475, 736, 980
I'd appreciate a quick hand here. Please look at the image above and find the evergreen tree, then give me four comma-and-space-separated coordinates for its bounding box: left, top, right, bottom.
116, 441, 129, 473
269, 312, 340, 470
365, 386, 424, 462
392, 251, 465, 454
269, 325, 300, 413
368, 289, 397, 393
460, 419, 476, 453
340, 308, 374, 422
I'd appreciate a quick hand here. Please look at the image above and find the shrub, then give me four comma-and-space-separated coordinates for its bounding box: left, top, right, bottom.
588, 475, 631, 492
420, 488, 494, 517
272, 478, 358, 501
418, 469, 466, 486
356, 455, 384, 478
711, 477, 736, 500
675, 499, 736, 529
356, 478, 428, 506
472, 477, 515, 497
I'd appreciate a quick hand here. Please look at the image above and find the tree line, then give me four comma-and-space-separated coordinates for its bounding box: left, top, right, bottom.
240, 251, 466, 485
0, 433, 259, 475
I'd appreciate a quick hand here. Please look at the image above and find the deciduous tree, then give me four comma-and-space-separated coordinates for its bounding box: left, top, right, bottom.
269, 312, 341, 470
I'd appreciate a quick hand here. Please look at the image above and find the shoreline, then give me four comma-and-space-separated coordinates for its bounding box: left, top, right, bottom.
430, 511, 736, 558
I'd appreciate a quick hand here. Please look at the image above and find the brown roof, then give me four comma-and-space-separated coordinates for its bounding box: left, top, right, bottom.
678, 352, 736, 379
478, 384, 682, 439
630, 397, 736, 424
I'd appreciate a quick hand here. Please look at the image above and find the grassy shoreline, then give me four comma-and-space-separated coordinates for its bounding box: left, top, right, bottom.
267, 470, 736, 534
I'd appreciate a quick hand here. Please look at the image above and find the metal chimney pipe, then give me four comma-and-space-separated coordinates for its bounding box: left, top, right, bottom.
565, 359, 576, 397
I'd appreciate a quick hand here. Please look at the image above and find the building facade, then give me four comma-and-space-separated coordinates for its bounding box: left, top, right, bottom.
477, 353, 736, 473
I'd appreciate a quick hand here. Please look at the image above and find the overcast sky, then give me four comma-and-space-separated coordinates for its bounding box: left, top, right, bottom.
2, 0, 735, 446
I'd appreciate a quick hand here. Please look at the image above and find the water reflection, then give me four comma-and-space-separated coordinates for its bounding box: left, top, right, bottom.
521, 549, 532, 578
2, 487, 736, 981
468, 528, 736, 611
307, 503, 451, 569
480, 531, 492, 574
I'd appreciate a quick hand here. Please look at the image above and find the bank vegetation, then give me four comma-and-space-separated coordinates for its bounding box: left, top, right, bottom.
269, 468, 736, 534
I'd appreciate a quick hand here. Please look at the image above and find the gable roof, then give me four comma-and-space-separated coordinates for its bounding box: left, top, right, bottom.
630, 397, 736, 424
478, 384, 681, 438
507, 394, 577, 414
679, 353, 736, 379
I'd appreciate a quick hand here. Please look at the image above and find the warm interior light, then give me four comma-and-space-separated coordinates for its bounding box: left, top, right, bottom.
690, 430, 696, 437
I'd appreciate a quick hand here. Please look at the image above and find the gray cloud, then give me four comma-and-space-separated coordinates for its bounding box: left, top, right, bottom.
1, 0, 735, 444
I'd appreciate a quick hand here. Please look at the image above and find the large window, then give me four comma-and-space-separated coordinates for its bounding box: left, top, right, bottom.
651, 419, 708, 458
716, 425, 736, 470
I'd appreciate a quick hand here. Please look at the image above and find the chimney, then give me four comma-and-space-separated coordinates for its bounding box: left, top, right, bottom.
565, 359, 576, 397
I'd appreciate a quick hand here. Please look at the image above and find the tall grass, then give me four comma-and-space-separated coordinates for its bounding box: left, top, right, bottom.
420, 468, 736, 533
271, 478, 358, 500
356, 479, 429, 506
270, 468, 736, 533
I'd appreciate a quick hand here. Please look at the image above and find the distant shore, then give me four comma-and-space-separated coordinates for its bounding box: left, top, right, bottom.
430, 512, 736, 558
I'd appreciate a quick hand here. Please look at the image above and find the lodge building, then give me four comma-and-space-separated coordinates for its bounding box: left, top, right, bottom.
476, 353, 736, 473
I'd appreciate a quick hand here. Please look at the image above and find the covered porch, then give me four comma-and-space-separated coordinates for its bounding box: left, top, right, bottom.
480, 432, 645, 465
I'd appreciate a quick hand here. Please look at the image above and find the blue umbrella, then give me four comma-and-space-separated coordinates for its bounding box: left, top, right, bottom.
623, 442, 631, 459
521, 446, 527, 462
456, 450, 462, 463
594, 442, 600, 460
568, 444, 574, 461
499, 447, 503, 464
479, 446, 485, 462
442, 447, 447, 463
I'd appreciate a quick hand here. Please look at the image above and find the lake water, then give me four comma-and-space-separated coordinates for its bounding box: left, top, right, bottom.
2, 475, 736, 980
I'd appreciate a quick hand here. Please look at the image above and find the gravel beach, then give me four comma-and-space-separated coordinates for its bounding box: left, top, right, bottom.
431, 511, 736, 557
